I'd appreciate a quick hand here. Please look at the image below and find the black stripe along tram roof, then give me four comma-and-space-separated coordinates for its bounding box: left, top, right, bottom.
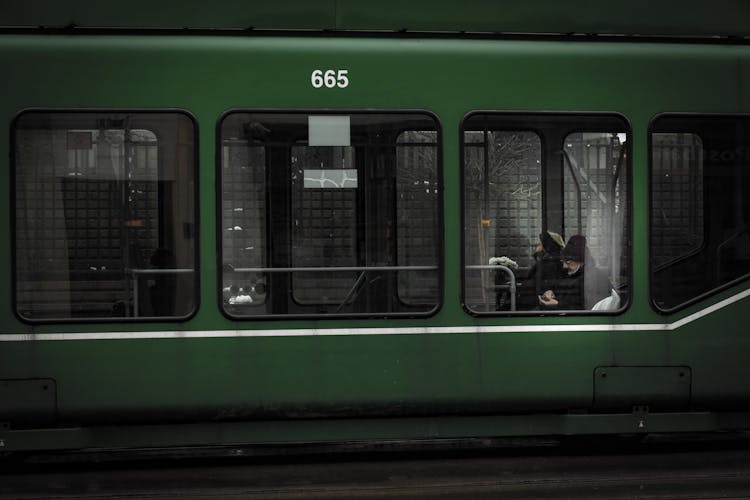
1, 0, 749, 41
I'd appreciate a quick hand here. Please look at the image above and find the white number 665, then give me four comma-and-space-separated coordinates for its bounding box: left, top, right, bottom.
311, 69, 349, 89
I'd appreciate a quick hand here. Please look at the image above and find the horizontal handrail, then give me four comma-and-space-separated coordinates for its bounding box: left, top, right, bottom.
228, 266, 438, 273
127, 268, 195, 275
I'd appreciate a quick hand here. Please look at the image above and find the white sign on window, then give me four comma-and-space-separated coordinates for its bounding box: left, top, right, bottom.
303, 169, 358, 188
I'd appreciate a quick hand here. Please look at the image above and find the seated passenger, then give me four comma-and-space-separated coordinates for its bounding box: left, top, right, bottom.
512, 230, 564, 309
538, 235, 609, 310
529, 230, 565, 296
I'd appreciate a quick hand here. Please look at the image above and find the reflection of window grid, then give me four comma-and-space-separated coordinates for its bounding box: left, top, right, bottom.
62, 178, 121, 271
650, 133, 704, 268
219, 114, 441, 317
291, 146, 357, 303
221, 144, 267, 306
563, 133, 628, 273
63, 131, 159, 272
221, 145, 266, 268
650, 118, 750, 312
463, 131, 542, 307
396, 131, 439, 304
15, 126, 161, 318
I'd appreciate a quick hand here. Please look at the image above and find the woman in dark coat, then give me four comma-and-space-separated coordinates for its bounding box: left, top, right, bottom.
530, 230, 565, 295
517, 230, 564, 310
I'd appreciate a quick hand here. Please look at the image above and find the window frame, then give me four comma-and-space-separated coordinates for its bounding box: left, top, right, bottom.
215, 108, 444, 321
648, 112, 750, 314
459, 110, 633, 317
11, 108, 201, 324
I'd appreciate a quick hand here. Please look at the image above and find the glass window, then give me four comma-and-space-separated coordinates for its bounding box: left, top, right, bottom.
13, 111, 198, 321
651, 132, 704, 269
650, 115, 750, 312
462, 113, 630, 314
219, 112, 441, 318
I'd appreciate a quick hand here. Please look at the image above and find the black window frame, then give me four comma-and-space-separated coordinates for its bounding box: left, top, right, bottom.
648, 112, 750, 314
11, 108, 201, 324
459, 110, 633, 317
215, 108, 444, 321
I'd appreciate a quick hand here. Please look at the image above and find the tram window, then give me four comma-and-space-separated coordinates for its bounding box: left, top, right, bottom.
13, 111, 198, 321
650, 115, 750, 312
462, 113, 630, 315
219, 112, 441, 318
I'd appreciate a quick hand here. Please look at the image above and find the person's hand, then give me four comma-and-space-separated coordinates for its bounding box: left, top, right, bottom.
538, 290, 558, 306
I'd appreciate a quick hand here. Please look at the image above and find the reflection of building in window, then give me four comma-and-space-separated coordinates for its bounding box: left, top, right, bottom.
463, 130, 542, 309
650, 133, 704, 268
219, 113, 441, 318
396, 131, 440, 305
221, 143, 267, 307
650, 116, 750, 311
462, 113, 630, 314
563, 132, 628, 285
290, 145, 357, 304
14, 113, 197, 320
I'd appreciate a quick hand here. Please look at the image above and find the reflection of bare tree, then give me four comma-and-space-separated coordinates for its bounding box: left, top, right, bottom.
397, 130, 437, 184
464, 131, 541, 305
509, 183, 541, 200
465, 131, 541, 203
465, 132, 541, 256
396, 131, 440, 302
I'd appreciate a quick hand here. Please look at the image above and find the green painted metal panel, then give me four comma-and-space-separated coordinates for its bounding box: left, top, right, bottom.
0, 379, 57, 426
593, 366, 692, 411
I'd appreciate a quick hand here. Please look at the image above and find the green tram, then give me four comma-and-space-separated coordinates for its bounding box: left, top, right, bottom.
1, 1, 750, 452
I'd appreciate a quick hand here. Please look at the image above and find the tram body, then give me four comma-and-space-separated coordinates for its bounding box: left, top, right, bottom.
1, 1, 750, 451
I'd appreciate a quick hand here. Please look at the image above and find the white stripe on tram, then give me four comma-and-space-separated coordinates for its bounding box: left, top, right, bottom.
2, 288, 749, 342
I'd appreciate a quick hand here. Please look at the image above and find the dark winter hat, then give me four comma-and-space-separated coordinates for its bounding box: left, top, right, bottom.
540, 231, 564, 254
562, 235, 586, 262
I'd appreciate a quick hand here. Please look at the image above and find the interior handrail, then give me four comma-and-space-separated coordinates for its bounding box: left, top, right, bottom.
653, 245, 705, 273
229, 265, 438, 273
716, 224, 749, 279
126, 268, 195, 274
334, 271, 368, 313
466, 264, 517, 311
